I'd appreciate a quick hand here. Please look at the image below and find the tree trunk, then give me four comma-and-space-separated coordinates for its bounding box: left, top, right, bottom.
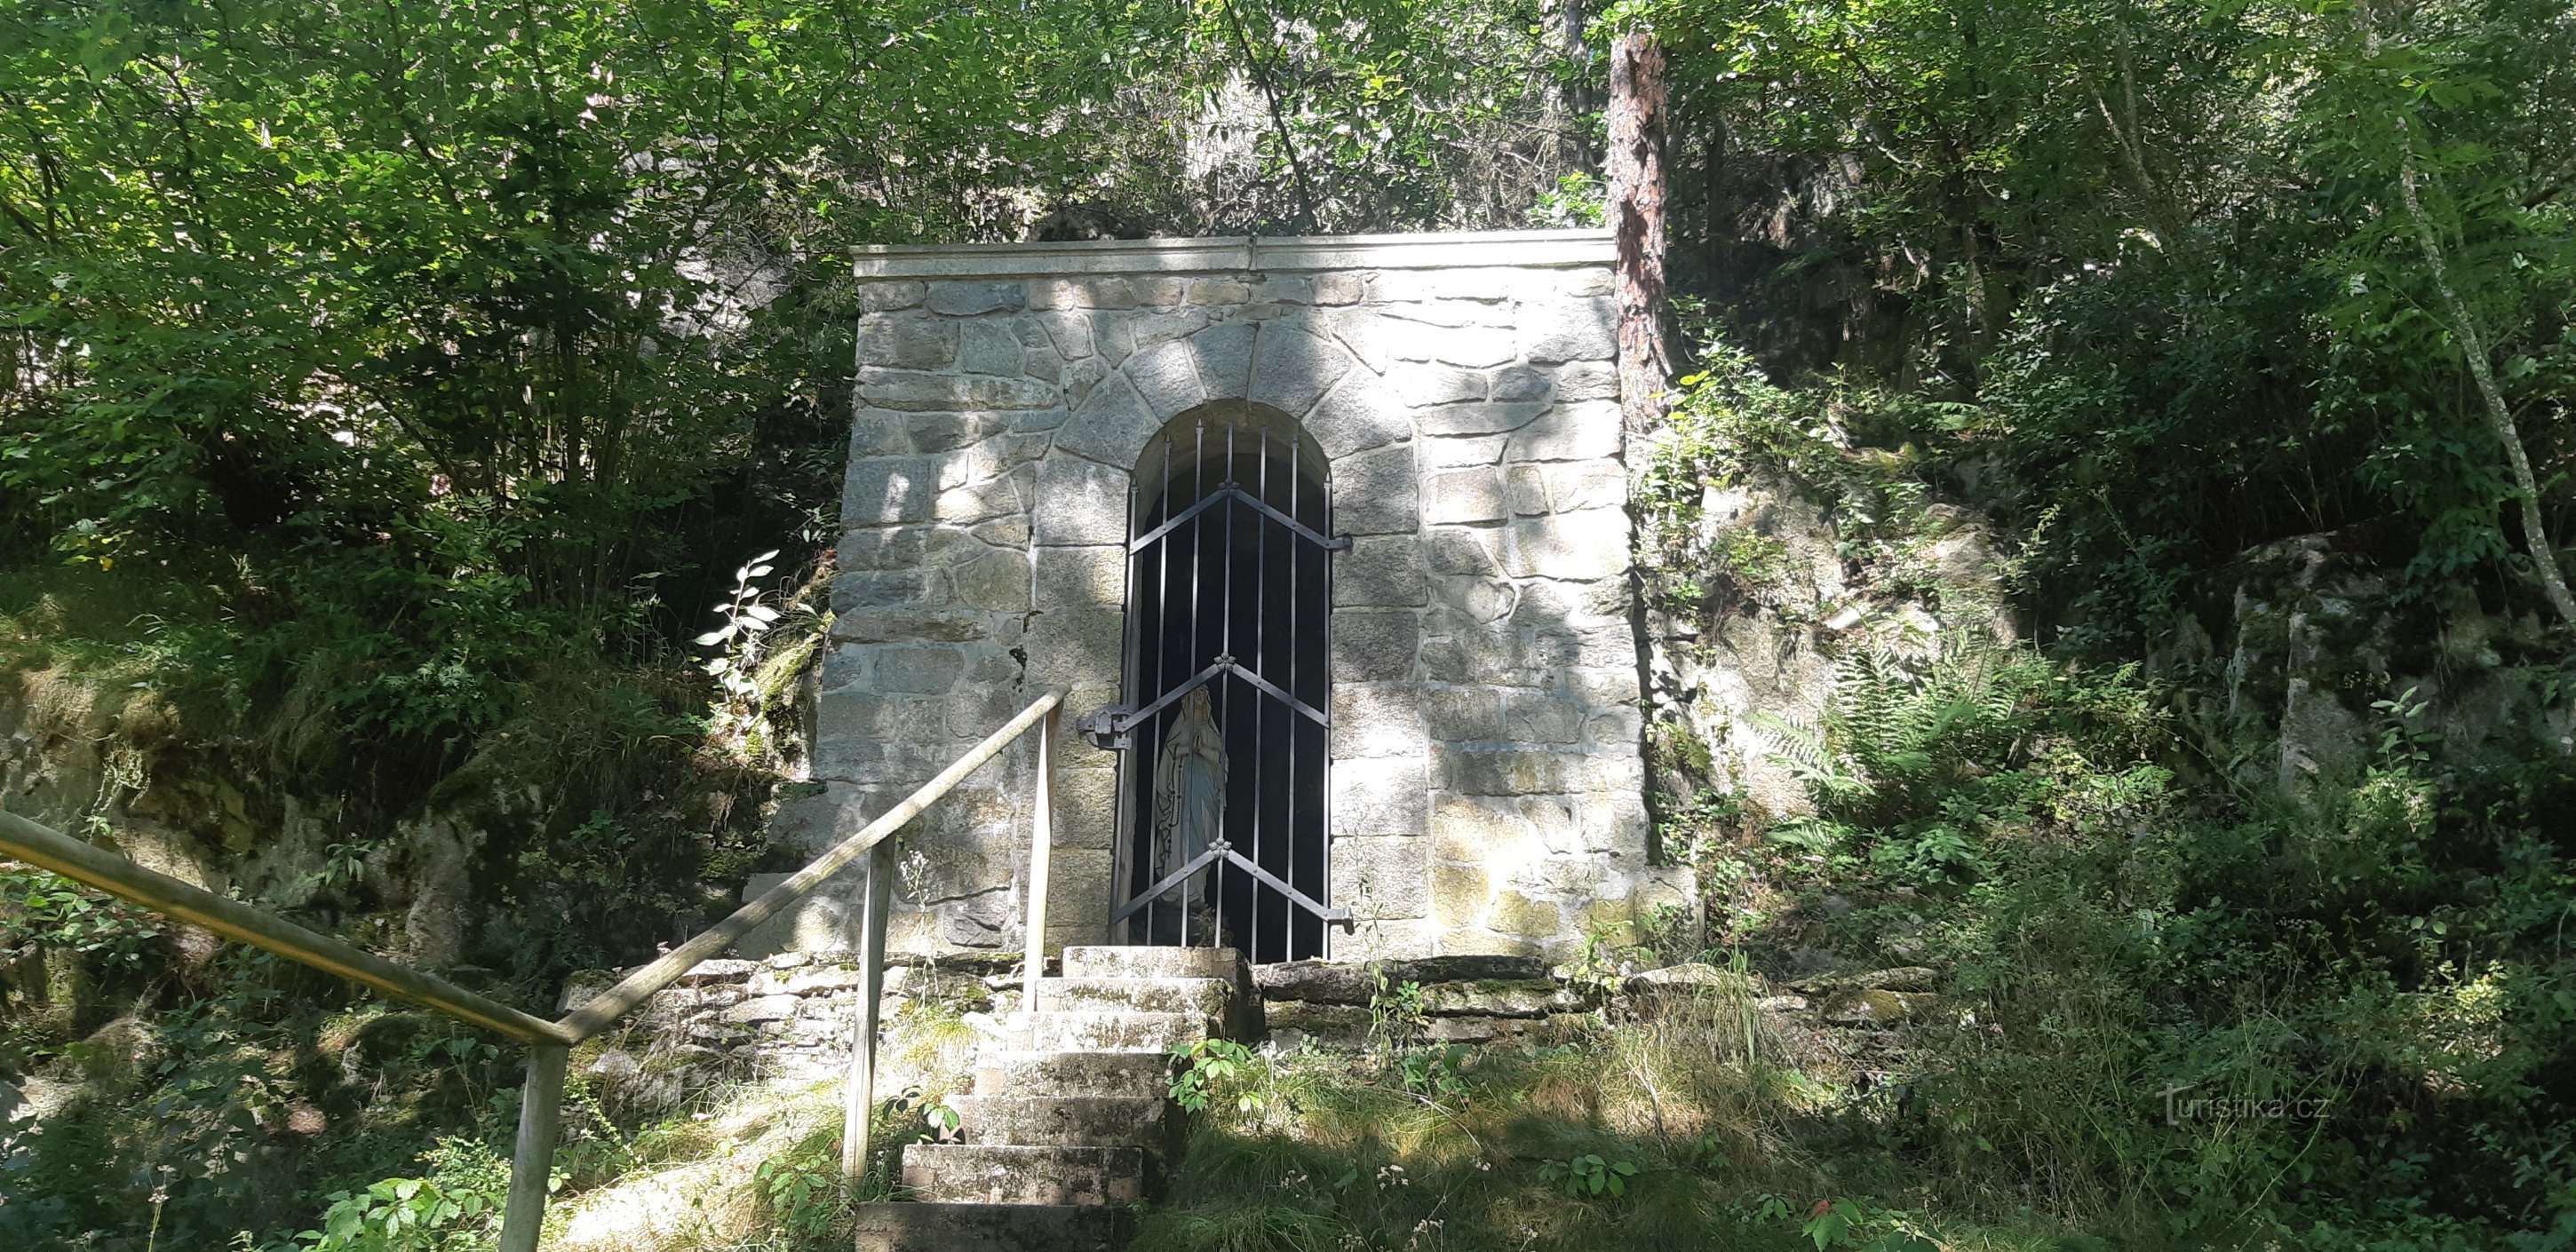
1607, 31, 1673, 432
2365, 1, 2576, 628
1607, 29, 1669, 435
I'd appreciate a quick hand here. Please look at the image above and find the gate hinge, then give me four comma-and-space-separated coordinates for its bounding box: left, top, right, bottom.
1074, 706, 1133, 751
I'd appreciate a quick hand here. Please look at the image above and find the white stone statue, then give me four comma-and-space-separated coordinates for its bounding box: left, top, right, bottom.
1151, 686, 1226, 905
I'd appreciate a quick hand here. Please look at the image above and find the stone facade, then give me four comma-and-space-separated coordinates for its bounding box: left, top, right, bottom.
781, 230, 1691, 963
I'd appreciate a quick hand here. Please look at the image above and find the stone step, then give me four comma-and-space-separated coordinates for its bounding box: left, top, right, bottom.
974, 1050, 1173, 1098
853, 1201, 1133, 1252
1036, 974, 1233, 1017
1061, 944, 1249, 985
899, 1143, 1153, 1206
1004, 1009, 1207, 1053
949, 1094, 1181, 1154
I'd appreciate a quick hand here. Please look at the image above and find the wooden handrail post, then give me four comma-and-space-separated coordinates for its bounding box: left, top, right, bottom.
1022, 704, 1058, 1016
840, 843, 894, 1178
559, 689, 1062, 1042
499, 1044, 568, 1252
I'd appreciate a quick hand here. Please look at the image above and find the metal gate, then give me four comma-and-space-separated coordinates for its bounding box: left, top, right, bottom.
1075, 406, 1350, 963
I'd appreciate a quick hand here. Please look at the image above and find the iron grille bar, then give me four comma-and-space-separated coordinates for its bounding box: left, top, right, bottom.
1129, 481, 1352, 554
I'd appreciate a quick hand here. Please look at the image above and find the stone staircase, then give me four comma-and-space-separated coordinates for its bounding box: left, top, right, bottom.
852, 946, 1260, 1252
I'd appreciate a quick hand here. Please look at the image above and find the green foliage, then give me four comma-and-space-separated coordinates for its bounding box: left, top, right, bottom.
751, 1119, 853, 1245
1171, 1038, 1268, 1116
1538, 1153, 1637, 1199
0, 863, 167, 970
1700, 615, 2576, 1240
293, 1138, 512, 1252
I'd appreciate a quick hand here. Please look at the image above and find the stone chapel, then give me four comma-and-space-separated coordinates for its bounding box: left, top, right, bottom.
751, 228, 1693, 965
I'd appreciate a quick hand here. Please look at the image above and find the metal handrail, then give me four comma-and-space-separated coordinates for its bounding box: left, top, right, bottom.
0, 686, 1067, 1252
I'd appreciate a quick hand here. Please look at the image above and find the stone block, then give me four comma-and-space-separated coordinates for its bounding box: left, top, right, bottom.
1053, 768, 1118, 841
942, 892, 1013, 948
820, 689, 949, 743
1305, 378, 1411, 458
1188, 278, 1253, 305
1335, 443, 1418, 535
1330, 611, 1419, 680
1125, 339, 1205, 421
905, 410, 990, 453
1333, 836, 1429, 920
1367, 267, 1513, 303
1093, 313, 1136, 364
1375, 297, 1515, 328
1415, 400, 1548, 438
845, 456, 944, 526
959, 320, 1024, 376
1251, 275, 1313, 305
1422, 527, 1500, 576
1025, 608, 1126, 686
860, 368, 1060, 412
1030, 311, 1094, 360
1420, 685, 1505, 742
1379, 317, 1515, 368
1395, 366, 1486, 407
1314, 272, 1366, 305
1439, 749, 1580, 796
1130, 308, 1212, 348
1504, 464, 1550, 516
769, 781, 863, 853
856, 317, 959, 369
1419, 433, 1507, 469
1516, 297, 1618, 363
840, 525, 929, 572
936, 474, 1027, 527
953, 548, 1033, 611
1486, 891, 1564, 940
1489, 365, 1553, 402
1502, 507, 1631, 580
926, 281, 1027, 315
1554, 361, 1618, 401
855, 281, 926, 313
1429, 860, 1491, 929
849, 410, 911, 457
1331, 755, 1428, 839
1422, 468, 1506, 525
1034, 544, 1127, 607
1043, 849, 1115, 946
1429, 793, 1542, 863
1056, 374, 1159, 468
1427, 574, 1517, 625
1543, 462, 1627, 511
1506, 401, 1624, 462
1250, 324, 1356, 416
831, 606, 991, 645
1189, 321, 1258, 400
1033, 458, 1132, 546
1332, 535, 1427, 607
1332, 684, 1425, 759
876, 645, 967, 694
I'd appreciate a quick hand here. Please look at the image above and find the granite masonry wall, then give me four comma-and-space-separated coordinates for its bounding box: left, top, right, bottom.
763, 230, 1692, 963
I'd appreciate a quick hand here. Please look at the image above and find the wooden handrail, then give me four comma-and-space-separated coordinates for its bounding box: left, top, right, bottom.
553, 687, 1065, 1041
1, 685, 1069, 1252
0, 811, 576, 1045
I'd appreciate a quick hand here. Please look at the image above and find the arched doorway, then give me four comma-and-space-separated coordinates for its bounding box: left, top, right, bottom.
1100, 402, 1347, 963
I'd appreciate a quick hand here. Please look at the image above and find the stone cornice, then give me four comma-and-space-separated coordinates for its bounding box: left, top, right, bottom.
850, 229, 1614, 281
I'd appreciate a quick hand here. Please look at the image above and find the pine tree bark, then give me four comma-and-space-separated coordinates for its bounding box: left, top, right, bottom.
1607, 31, 1672, 432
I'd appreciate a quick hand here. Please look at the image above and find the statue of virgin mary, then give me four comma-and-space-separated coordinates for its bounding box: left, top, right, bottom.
1151, 686, 1226, 905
